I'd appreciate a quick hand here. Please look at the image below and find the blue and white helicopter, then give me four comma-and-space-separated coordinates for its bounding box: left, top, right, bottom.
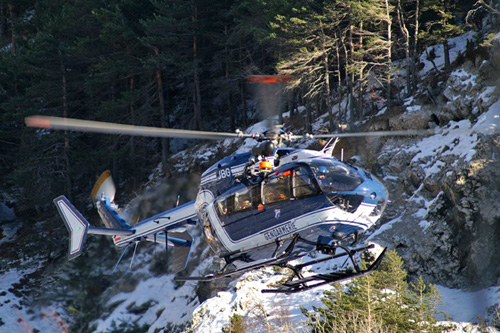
25, 78, 425, 293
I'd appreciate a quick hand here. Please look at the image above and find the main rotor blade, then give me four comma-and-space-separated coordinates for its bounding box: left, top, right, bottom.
248, 75, 294, 131
25, 116, 251, 140
297, 129, 435, 139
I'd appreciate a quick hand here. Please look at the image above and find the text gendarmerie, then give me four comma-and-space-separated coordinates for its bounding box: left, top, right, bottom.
263, 221, 297, 241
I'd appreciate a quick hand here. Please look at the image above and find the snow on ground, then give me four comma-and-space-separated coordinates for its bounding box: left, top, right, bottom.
473, 99, 500, 135
190, 253, 356, 333
403, 96, 499, 180
367, 216, 402, 240
91, 227, 210, 332
438, 286, 500, 323
419, 31, 476, 76
406, 119, 478, 175
0, 265, 67, 332
93, 271, 200, 331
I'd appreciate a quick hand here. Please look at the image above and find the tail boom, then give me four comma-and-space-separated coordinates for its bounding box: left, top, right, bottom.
54, 169, 197, 273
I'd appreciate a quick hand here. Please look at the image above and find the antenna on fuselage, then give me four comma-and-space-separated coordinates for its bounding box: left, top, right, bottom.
320, 137, 340, 157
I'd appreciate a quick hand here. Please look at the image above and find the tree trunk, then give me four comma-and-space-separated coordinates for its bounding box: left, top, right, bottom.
324, 50, 334, 131
348, 24, 356, 126
238, 43, 247, 127
411, 0, 420, 92
305, 89, 312, 134
225, 26, 235, 131
279, 98, 284, 125
192, 0, 202, 130
59, 49, 72, 200
335, 35, 344, 125
396, 0, 412, 95
385, 0, 392, 112
154, 48, 169, 169
0, 5, 6, 45
129, 76, 135, 157
286, 89, 294, 118
239, 78, 247, 127
442, 0, 450, 71
443, 39, 450, 71
7, 3, 16, 55
357, 21, 364, 116
318, 20, 334, 132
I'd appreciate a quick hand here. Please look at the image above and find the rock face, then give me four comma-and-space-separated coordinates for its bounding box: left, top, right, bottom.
372, 133, 500, 290
367, 59, 500, 289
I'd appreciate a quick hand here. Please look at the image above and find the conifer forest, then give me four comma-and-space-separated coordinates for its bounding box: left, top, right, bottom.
1, 0, 500, 330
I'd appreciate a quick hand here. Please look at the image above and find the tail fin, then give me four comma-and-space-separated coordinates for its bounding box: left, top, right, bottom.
91, 170, 131, 230
90, 170, 116, 203
53, 195, 89, 260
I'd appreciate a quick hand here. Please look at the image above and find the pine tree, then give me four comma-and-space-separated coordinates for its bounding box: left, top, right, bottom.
408, 276, 447, 332
375, 249, 416, 332
87, 1, 157, 178
302, 250, 448, 333
141, 0, 209, 134
275, 1, 345, 132
222, 313, 246, 333
5, 0, 102, 208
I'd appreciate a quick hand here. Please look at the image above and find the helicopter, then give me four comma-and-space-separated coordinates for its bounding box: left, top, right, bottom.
24, 76, 428, 293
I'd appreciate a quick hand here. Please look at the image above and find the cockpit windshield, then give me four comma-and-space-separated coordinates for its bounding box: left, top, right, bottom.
310, 159, 363, 192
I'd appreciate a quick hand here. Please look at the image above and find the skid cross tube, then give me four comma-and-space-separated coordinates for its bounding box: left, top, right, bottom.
175, 234, 300, 282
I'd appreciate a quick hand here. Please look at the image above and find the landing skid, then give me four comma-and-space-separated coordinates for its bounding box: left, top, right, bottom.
262, 246, 386, 293
175, 234, 386, 293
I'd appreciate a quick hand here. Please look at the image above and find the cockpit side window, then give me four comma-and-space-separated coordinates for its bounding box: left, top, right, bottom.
262, 172, 291, 204
311, 160, 363, 192
292, 167, 318, 198
234, 187, 255, 212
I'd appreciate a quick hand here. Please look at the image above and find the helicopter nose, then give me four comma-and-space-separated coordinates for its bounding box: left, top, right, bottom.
357, 176, 388, 206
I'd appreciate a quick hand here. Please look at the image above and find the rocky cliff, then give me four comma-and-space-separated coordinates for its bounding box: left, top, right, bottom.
364, 33, 500, 290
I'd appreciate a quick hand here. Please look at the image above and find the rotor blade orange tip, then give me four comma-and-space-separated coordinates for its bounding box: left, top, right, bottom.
25, 116, 51, 129
247, 75, 294, 83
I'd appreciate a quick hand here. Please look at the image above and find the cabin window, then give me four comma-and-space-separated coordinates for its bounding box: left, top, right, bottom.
234, 187, 254, 212
262, 171, 291, 204
216, 184, 260, 216
292, 167, 318, 198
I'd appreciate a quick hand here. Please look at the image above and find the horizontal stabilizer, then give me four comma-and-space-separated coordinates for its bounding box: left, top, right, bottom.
53, 196, 89, 260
